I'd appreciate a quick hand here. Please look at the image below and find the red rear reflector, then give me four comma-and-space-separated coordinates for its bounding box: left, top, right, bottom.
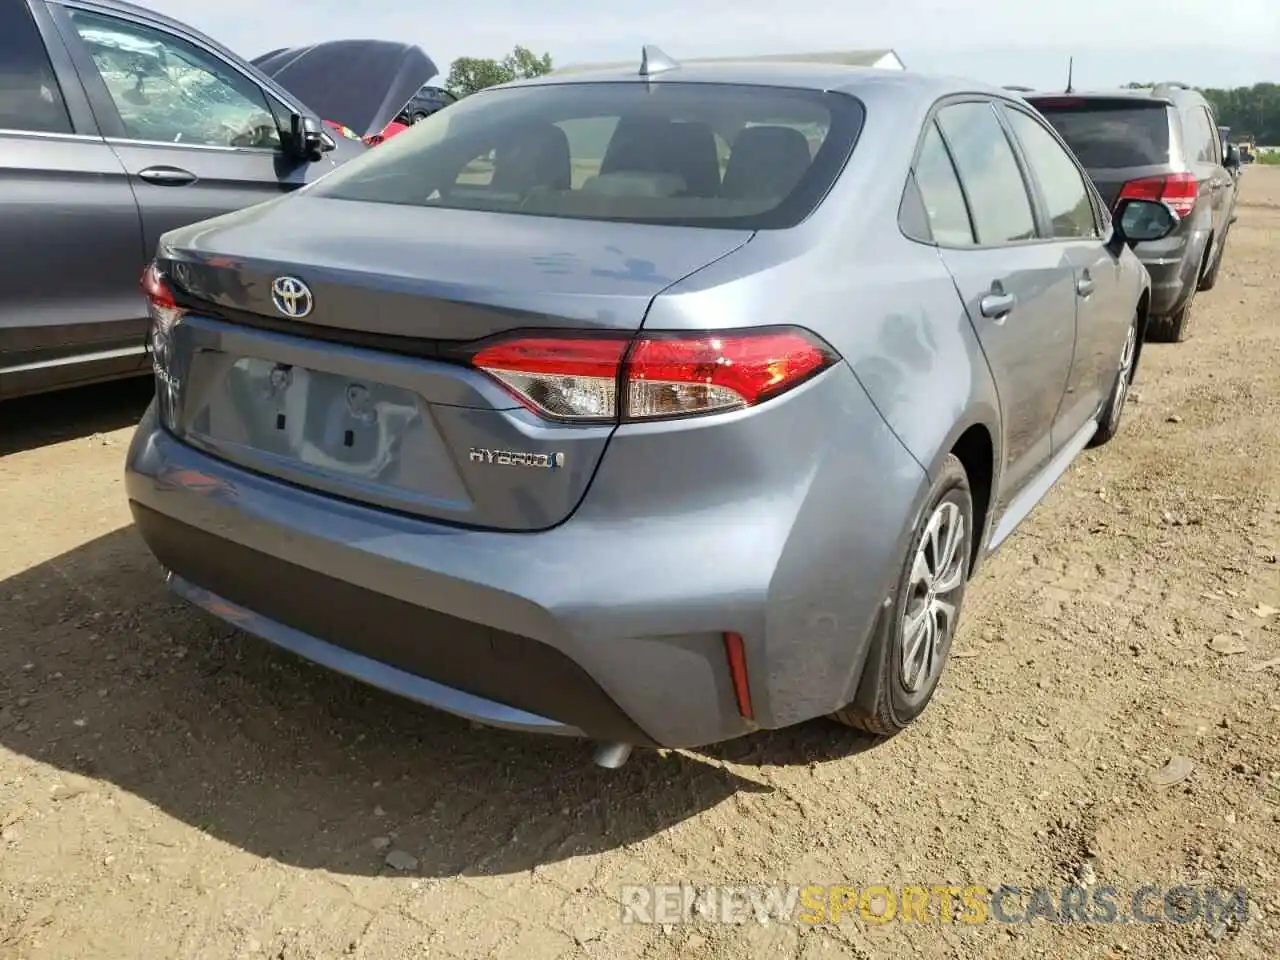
723, 632, 753, 720
1116, 172, 1196, 217
469, 327, 837, 422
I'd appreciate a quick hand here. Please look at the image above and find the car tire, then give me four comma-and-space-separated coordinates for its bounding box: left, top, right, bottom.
1197, 227, 1230, 292
832, 454, 973, 736
1146, 284, 1196, 343
411, 111, 430, 123
1087, 313, 1138, 448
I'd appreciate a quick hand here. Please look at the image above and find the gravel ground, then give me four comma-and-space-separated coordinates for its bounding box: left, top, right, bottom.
2, 169, 1279, 960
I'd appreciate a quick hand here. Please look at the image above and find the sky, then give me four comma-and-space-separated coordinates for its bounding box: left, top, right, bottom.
148, 0, 1278, 89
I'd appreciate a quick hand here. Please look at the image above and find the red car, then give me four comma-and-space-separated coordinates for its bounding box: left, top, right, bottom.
363, 119, 411, 146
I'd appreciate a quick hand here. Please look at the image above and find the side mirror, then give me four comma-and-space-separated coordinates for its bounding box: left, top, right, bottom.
286, 113, 328, 162
1113, 198, 1179, 246
1224, 143, 1241, 170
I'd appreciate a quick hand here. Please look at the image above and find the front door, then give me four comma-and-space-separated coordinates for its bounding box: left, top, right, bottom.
53, 4, 310, 258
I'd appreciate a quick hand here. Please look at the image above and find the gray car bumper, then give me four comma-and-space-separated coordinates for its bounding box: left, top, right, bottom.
124, 365, 928, 749
1134, 223, 1211, 318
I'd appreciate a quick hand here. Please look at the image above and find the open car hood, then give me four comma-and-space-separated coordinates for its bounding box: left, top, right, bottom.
252, 40, 437, 140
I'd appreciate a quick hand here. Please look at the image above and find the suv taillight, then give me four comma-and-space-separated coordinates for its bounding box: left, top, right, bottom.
1116, 172, 1197, 217
468, 327, 839, 423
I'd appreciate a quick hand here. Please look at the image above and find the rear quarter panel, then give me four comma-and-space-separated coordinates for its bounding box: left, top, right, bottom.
639, 81, 1005, 702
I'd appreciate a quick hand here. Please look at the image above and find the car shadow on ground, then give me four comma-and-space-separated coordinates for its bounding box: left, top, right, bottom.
0, 378, 153, 457
1, 524, 880, 879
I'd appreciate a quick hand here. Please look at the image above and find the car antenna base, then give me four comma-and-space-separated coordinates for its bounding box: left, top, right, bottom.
639, 45, 679, 79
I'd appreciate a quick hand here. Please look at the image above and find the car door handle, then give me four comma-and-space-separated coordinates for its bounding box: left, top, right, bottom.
979, 292, 1016, 318
1077, 277, 1095, 298
137, 166, 197, 186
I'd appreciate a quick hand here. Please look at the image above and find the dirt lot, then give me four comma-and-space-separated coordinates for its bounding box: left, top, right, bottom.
3, 170, 1279, 960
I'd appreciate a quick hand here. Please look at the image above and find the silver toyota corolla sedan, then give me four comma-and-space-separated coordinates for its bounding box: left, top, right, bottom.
125, 49, 1177, 764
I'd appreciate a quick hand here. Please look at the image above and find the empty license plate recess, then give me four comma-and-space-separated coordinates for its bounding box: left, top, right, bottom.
182, 356, 473, 511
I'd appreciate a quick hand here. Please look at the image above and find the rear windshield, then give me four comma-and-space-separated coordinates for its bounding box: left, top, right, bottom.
1029, 100, 1171, 168
308, 81, 864, 229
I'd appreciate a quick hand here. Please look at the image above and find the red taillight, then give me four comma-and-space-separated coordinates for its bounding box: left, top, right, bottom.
470, 337, 626, 421
468, 327, 838, 422
140, 261, 176, 308
1116, 172, 1197, 218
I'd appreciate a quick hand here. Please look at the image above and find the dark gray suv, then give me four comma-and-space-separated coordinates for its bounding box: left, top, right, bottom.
1026, 83, 1240, 343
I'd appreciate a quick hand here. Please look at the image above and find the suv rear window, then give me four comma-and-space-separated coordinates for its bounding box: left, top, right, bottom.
1028, 99, 1171, 168
309, 82, 864, 229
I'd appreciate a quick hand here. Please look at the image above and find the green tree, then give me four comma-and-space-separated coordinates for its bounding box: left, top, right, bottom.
1200, 83, 1280, 144
503, 45, 554, 81
445, 46, 554, 97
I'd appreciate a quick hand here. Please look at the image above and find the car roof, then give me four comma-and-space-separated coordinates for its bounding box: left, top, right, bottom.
505, 60, 1014, 103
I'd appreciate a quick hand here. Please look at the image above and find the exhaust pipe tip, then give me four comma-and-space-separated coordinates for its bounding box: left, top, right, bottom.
592, 742, 633, 769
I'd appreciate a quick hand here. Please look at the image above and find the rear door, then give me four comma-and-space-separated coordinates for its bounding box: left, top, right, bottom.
924, 100, 1078, 514
50, 2, 314, 259
1184, 103, 1231, 250
998, 102, 1129, 440
0, 0, 146, 397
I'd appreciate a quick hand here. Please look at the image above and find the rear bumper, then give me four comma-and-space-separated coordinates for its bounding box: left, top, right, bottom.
124, 364, 928, 749
139, 507, 633, 741
1133, 221, 1210, 317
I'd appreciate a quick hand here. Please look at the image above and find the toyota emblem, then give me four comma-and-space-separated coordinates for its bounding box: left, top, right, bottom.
270, 276, 313, 318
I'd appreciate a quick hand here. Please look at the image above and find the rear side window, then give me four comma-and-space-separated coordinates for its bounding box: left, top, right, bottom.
0, 1, 72, 134
1031, 100, 1171, 168
1184, 106, 1219, 164
935, 101, 1036, 245
913, 121, 974, 244
309, 82, 865, 229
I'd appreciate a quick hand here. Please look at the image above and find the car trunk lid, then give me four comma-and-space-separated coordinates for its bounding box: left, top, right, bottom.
153, 197, 753, 531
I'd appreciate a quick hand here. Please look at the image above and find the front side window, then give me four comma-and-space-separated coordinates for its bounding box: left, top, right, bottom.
68, 9, 280, 148
935, 101, 1037, 245
1004, 108, 1098, 239
0, 2, 72, 134
308, 82, 865, 229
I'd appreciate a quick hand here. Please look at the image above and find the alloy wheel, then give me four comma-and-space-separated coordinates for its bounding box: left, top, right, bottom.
900, 501, 968, 694
1110, 321, 1137, 423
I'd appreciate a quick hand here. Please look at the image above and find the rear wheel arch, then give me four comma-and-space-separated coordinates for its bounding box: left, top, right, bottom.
919, 415, 998, 577
1133, 287, 1151, 376
1199, 230, 1215, 278
949, 424, 995, 577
